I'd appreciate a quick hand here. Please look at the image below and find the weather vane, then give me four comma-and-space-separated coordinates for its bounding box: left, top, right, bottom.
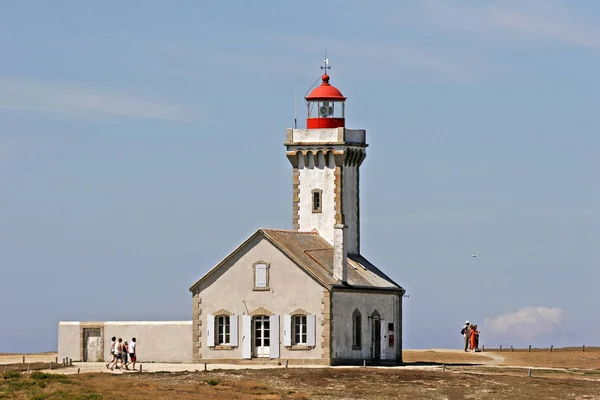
321, 48, 330, 72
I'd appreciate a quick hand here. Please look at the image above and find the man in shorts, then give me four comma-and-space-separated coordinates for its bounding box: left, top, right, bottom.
106, 336, 117, 369
126, 337, 137, 370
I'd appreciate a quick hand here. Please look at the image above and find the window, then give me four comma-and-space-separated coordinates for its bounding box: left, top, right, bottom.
284, 313, 315, 348
312, 189, 322, 213
253, 261, 270, 291
352, 309, 362, 349
293, 315, 307, 345
216, 315, 230, 345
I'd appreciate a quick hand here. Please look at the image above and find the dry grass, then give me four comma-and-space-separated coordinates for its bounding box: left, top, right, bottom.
2, 348, 600, 399
488, 347, 600, 369
3, 368, 600, 400
0, 371, 310, 400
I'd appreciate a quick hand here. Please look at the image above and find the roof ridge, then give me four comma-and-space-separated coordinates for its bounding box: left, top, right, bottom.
260, 228, 319, 234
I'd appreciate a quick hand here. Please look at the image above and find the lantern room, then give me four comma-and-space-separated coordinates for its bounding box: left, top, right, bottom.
305, 73, 346, 129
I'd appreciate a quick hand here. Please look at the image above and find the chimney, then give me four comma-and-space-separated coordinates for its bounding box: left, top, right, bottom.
333, 221, 347, 283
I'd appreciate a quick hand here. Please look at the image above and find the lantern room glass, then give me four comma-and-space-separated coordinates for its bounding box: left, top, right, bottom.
307, 100, 345, 119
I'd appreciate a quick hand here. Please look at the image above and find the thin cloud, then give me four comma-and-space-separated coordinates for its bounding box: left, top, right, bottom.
415, 0, 600, 51
271, 35, 479, 83
363, 209, 600, 223
0, 78, 192, 122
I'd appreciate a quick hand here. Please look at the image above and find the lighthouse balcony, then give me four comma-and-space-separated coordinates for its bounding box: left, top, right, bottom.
286, 127, 366, 146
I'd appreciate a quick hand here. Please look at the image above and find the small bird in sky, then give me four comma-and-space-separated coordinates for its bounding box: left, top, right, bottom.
470, 254, 478, 258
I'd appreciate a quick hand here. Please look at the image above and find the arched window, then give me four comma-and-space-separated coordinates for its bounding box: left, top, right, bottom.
352, 309, 362, 349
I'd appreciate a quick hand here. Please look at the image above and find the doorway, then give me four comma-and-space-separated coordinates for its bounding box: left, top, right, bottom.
253, 316, 270, 357
371, 312, 381, 360
83, 328, 101, 362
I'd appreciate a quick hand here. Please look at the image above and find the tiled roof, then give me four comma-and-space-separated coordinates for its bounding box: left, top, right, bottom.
261, 229, 403, 291
189, 228, 403, 292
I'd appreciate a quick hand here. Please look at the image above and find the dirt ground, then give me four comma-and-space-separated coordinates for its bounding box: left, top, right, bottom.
404, 347, 600, 369
2, 349, 600, 399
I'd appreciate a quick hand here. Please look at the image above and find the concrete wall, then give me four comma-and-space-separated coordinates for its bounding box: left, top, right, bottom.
193, 235, 325, 361
345, 129, 366, 143
342, 165, 359, 254
58, 322, 81, 361
58, 321, 192, 363
289, 128, 366, 145
331, 291, 402, 362
103, 321, 192, 363
298, 151, 336, 244
292, 128, 339, 143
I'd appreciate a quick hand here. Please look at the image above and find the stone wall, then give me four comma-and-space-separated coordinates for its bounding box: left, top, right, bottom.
330, 290, 402, 363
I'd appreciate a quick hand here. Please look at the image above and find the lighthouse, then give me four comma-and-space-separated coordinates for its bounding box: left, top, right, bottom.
285, 59, 367, 272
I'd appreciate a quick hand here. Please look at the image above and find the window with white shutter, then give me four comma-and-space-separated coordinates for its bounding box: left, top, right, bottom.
215, 315, 230, 345
293, 315, 307, 345
252, 261, 270, 290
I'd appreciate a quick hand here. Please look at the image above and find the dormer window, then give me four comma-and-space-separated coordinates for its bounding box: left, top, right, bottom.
312, 189, 322, 213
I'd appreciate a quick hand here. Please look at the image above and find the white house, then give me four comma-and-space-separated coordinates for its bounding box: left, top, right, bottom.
189, 62, 405, 365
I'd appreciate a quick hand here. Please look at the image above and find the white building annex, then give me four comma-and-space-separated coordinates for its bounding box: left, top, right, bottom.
58, 61, 405, 365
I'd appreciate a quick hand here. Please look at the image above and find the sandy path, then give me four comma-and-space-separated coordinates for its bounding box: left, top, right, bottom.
0, 353, 57, 364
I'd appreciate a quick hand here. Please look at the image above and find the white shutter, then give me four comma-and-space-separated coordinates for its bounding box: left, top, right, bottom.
230, 314, 238, 347
380, 319, 387, 360
242, 315, 251, 359
270, 315, 280, 359
283, 314, 292, 346
206, 314, 215, 347
307, 315, 316, 347
255, 264, 267, 287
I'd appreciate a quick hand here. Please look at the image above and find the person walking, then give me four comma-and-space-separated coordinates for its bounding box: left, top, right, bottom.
111, 338, 124, 370
126, 338, 137, 370
122, 341, 129, 368
461, 321, 471, 352
106, 336, 117, 369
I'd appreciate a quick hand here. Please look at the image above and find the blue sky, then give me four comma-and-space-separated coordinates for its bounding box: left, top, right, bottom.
1, 0, 599, 352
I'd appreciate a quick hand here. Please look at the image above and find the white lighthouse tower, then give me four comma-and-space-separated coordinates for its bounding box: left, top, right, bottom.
285, 60, 367, 261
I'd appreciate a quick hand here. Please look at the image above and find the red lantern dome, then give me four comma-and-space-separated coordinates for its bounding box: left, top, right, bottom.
305, 74, 346, 101
305, 68, 346, 129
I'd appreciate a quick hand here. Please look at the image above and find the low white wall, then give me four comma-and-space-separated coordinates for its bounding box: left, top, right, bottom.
103, 321, 192, 363
58, 321, 193, 363
58, 322, 81, 361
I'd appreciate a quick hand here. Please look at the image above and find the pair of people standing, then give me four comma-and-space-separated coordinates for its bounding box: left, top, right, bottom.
106, 337, 137, 370
461, 321, 480, 352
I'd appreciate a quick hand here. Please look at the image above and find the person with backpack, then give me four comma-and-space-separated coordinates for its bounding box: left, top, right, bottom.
461, 321, 471, 352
